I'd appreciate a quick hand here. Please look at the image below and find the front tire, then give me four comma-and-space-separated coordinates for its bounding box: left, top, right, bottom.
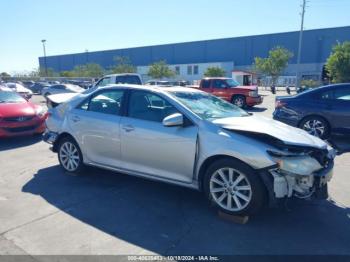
203, 158, 266, 216
232, 95, 246, 108
58, 137, 85, 174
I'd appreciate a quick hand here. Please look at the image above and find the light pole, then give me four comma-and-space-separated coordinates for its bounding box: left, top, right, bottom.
41, 39, 48, 77
296, 0, 307, 89
85, 49, 89, 63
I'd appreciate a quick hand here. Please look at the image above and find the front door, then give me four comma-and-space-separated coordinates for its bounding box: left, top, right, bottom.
120, 90, 198, 183
212, 79, 230, 101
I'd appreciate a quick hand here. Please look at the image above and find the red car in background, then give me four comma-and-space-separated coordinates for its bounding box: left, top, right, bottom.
0, 91, 47, 138
195, 77, 263, 108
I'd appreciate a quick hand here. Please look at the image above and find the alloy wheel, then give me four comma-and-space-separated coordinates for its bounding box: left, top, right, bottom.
59, 141, 80, 172
210, 167, 252, 212
234, 97, 244, 108
303, 119, 325, 137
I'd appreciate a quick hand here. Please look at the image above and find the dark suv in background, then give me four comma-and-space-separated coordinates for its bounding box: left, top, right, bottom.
273, 83, 350, 138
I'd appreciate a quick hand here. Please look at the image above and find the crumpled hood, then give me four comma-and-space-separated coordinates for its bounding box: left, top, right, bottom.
212, 115, 328, 149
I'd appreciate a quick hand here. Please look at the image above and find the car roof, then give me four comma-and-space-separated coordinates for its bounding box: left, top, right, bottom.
104, 73, 141, 77
97, 84, 202, 94
202, 77, 230, 80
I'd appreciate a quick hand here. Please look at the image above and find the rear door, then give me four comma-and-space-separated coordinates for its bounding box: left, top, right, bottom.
119, 90, 198, 183
311, 85, 350, 135
68, 89, 126, 167
329, 85, 350, 134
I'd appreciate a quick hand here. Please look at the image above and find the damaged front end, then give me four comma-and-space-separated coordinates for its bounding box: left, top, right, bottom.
230, 130, 336, 204
266, 147, 334, 201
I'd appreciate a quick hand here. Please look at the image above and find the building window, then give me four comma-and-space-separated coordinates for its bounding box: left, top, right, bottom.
175, 66, 180, 75
193, 65, 199, 75
187, 65, 192, 75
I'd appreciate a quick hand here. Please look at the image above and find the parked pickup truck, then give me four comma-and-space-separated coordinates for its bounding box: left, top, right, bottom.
194, 77, 263, 108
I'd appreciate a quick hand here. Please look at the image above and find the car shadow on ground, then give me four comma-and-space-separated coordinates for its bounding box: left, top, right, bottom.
0, 135, 42, 151
22, 165, 350, 255
245, 107, 268, 113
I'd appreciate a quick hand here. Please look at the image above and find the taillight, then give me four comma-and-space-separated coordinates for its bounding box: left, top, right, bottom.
275, 100, 287, 108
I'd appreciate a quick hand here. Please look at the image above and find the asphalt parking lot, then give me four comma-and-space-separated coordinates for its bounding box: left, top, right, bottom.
0, 91, 350, 255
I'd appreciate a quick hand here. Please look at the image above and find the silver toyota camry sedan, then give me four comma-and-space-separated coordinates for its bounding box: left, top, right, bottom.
43, 85, 336, 216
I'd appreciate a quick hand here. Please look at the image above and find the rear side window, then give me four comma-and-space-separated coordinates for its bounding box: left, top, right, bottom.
315, 86, 350, 100
334, 86, 350, 100
202, 80, 210, 88
213, 80, 228, 89
79, 90, 124, 115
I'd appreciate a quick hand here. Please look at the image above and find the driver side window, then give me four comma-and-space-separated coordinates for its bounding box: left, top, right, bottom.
213, 80, 227, 89
128, 91, 179, 122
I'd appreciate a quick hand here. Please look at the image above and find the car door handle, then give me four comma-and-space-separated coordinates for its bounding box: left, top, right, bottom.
122, 125, 135, 132
72, 116, 81, 123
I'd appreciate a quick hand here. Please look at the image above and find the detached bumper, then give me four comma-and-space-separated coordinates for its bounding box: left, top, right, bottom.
43, 130, 59, 151
259, 161, 334, 206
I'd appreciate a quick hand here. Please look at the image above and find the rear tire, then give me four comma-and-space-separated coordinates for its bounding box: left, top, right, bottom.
203, 158, 266, 216
299, 116, 330, 139
232, 95, 246, 108
57, 137, 85, 174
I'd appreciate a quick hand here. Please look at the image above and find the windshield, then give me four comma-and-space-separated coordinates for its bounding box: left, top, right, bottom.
0, 91, 26, 103
226, 78, 240, 87
171, 91, 249, 120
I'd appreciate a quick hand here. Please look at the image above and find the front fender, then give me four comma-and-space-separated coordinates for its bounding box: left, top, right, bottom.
195, 128, 277, 181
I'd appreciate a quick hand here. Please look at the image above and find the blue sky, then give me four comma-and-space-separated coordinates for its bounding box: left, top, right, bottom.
1, 0, 350, 73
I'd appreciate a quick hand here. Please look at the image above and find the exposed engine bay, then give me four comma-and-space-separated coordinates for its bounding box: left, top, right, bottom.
229, 129, 336, 200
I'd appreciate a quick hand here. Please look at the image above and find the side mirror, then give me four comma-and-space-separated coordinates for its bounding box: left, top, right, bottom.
163, 113, 184, 127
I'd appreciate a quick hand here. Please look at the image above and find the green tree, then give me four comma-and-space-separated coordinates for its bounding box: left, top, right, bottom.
300, 79, 321, 88
254, 46, 293, 86
147, 60, 175, 79
39, 67, 58, 77
72, 63, 105, 77
60, 71, 75, 77
326, 41, 350, 83
0, 72, 11, 79
110, 56, 136, 74
203, 67, 226, 77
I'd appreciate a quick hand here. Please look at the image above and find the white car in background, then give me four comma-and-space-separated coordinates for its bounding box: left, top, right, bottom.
5, 82, 33, 100
94, 73, 143, 88
45, 74, 144, 108
41, 84, 85, 97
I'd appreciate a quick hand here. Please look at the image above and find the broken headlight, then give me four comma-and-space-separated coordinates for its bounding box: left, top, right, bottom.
267, 150, 323, 176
